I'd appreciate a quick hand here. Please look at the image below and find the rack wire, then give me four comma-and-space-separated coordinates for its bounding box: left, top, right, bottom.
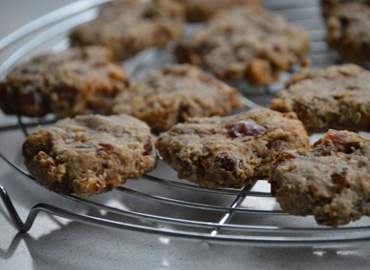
1, 0, 370, 246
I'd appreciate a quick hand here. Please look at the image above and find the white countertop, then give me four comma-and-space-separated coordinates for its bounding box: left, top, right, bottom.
1, 1, 370, 269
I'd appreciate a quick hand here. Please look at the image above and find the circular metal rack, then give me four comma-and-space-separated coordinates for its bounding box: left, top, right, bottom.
1, 0, 369, 246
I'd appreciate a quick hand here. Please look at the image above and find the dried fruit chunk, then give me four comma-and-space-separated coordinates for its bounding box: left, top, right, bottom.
225, 120, 267, 138
314, 129, 362, 156
214, 153, 236, 171
23, 132, 53, 159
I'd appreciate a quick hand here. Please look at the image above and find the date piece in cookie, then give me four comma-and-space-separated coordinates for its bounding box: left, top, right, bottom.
324, 1, 370, 63
156, 108, 309, 188
0, 46, 129, 118
270, 130, 370, 227
70, 0, 184, 61
23, 114, 156, 197
175, 7, 309, 87
172, 0, 260, 22
112, 64, 243, 132
270, 64, 370, 133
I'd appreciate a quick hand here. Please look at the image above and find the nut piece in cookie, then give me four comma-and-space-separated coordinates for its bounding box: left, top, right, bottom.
112, 64, 243, 132
156, 108, 309, 188
0, 46, 129, 118
70, 0, 184, 61
324, 1, 370, 63
175, 7, 309, 87
172, 0, 260, 22
23, 114, 156, 197
270, 130, 370, 227
270, 64, 370, 133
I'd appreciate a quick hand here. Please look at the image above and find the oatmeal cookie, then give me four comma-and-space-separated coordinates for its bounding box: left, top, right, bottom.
156, 108, 309, 188
172, 0, 260, 22
23, 114, 156, 197
321, 0, 370, 17
324, 1, 370, 63
270, 64, 370, 133
270, 129, 370, 227
70, 0, 184, 61
112, 64, 243, 132
0, 46, 129, 118
175, 7, 309, 87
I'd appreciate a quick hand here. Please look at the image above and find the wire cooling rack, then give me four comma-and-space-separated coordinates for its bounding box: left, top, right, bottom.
1, 0, 370, 246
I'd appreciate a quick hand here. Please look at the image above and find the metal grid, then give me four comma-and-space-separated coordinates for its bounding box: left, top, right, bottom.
1, 0, 370, 246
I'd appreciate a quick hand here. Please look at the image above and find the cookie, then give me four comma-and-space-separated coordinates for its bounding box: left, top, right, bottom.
270, 129, 370, 227
175, 7, 309, 87
23, 114, 156, 197
324, 1, 370, 63
70, 0, 184, 61
321, 0, 370, 17
321, 0, 347, 17
172, 0, 260, 22
112, 64, 243, 132
270, 64, 370, 133
0, 46, 129, 118
156, 108, 309, 188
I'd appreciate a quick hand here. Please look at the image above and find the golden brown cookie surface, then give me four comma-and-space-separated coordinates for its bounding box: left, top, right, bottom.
23, 114, 156, 197
112, 64, 243, 132
0, 46, 129, 118
156, 108, 309, 188
270, 130, 370, 227
271, 64, 370, 133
